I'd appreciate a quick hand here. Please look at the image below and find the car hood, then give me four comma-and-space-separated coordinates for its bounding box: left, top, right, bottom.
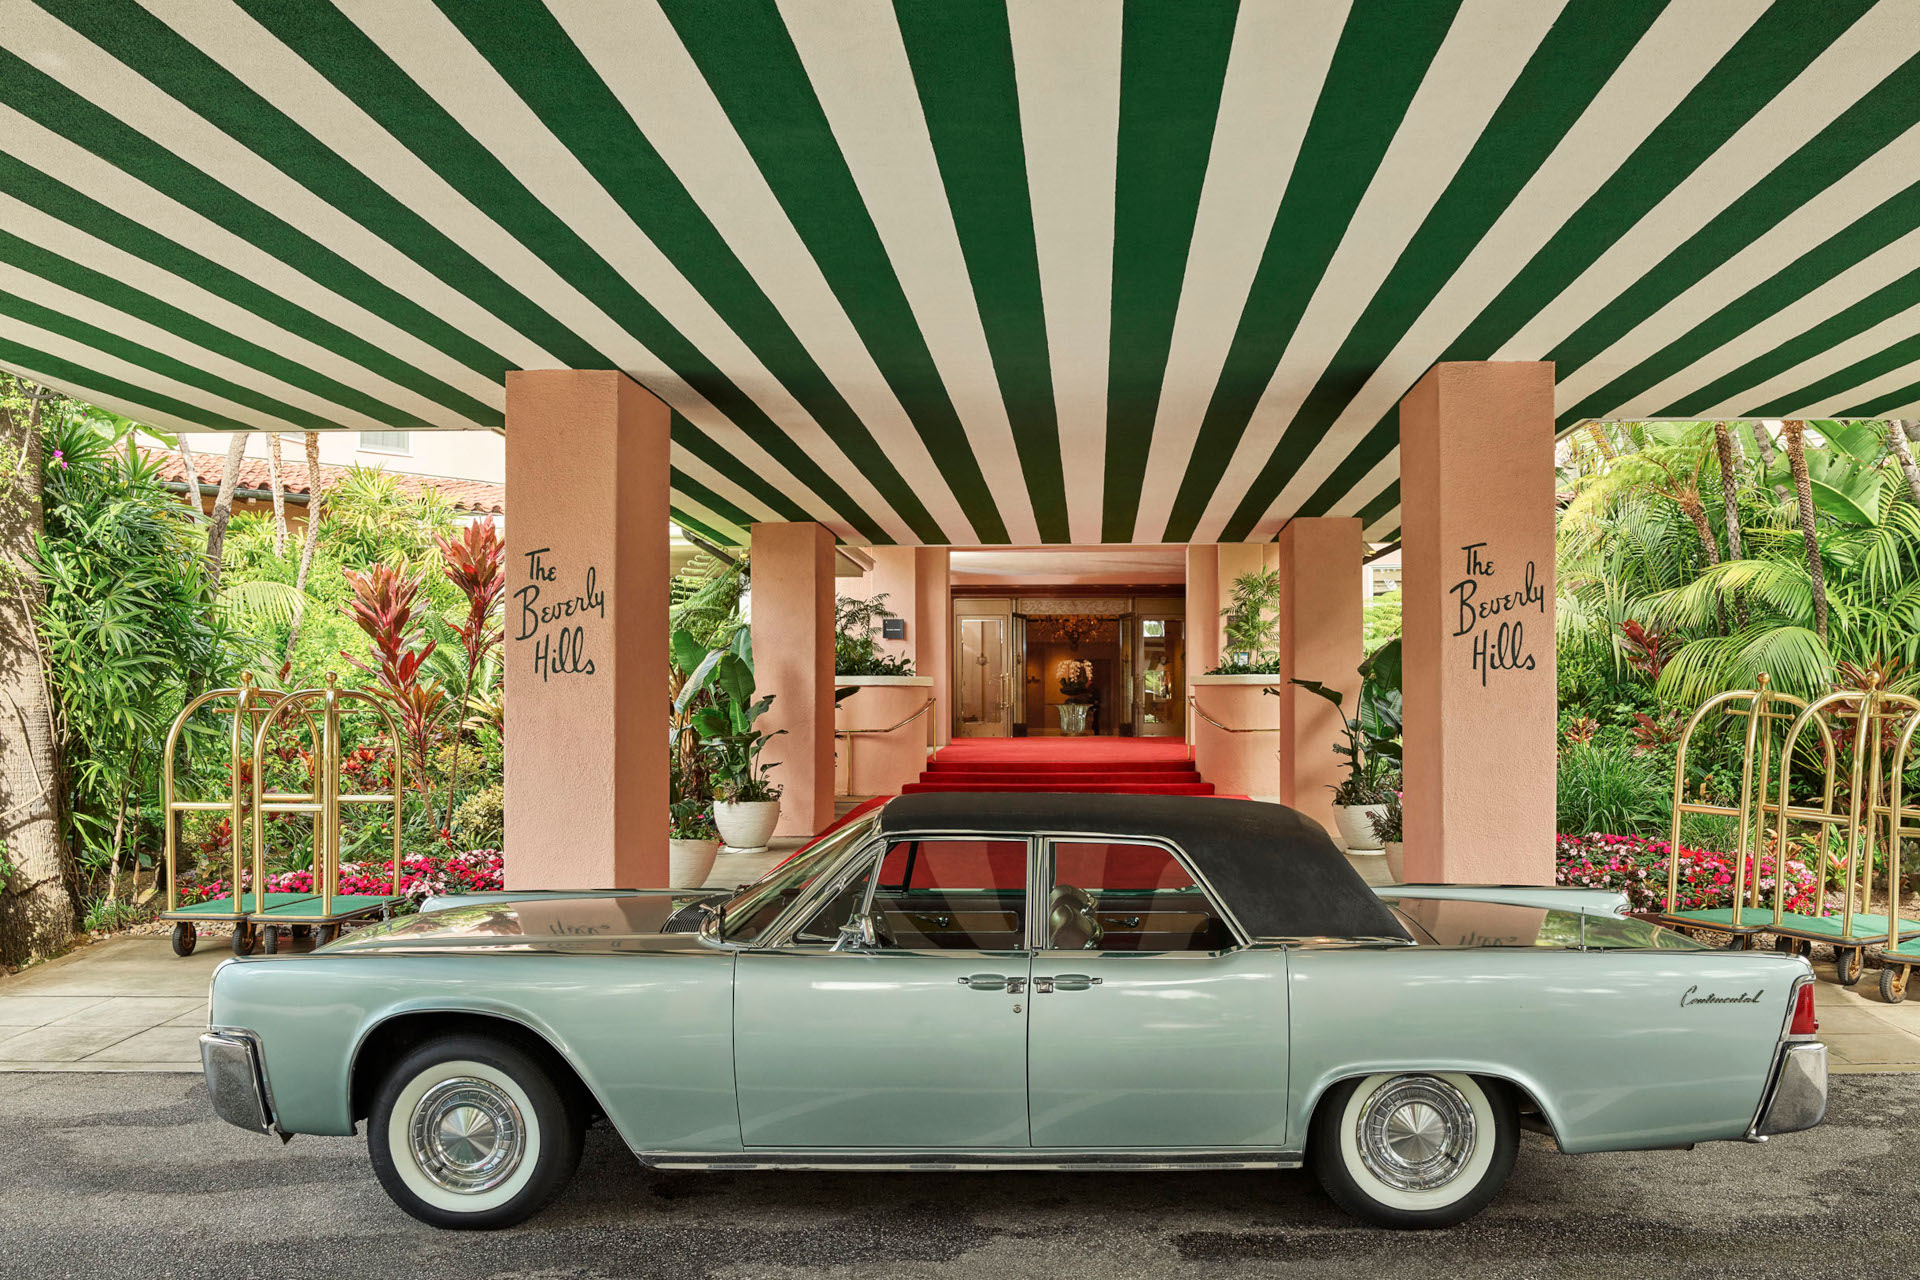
321, 891, 720, 954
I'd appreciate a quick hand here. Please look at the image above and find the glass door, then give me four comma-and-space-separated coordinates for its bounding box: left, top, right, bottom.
955, 604, 1013, 737
1133, 615, 1184, 738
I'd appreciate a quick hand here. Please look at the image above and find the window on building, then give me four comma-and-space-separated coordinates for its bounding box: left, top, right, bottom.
360, 430, 412, 455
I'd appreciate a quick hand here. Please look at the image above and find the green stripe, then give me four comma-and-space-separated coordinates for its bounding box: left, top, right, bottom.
1101, 0, 1239, 542
1751, 330, 1920, 418
1842, 375, 1920, 418
661, 0, 1010, 543
240, 0, 899, 547
1224, 0, 1661, 535
1554, 51, 1920, 422
38, 0, 607, 373
0, 228, 420, 428
670, 413, 812, 526
1356, 480, 1402, 531
670, 468, 756, 533
1158, 0, 1462, 542
1674, 262, 1920, 417
896, 0, 1069, 543
0, 287, 345, 432
0, 151, 499, 426
0, 337, 252, 431
669, 507, 741, 549
1441, 2, 1873, 365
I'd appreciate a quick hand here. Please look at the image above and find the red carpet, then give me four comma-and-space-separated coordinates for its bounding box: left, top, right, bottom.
904, 737, 1214, 796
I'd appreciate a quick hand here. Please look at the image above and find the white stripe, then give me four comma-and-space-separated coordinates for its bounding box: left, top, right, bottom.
0, 312, 311, 433
1363, 507, 1402, 541
670, 444, 779, 526
1775, 331, 1920, 418
0, 258, 394, 431
1635, 226, 1920, 419
1562, 120, 1920, 419
337, 0, 917, 545
0, 357, 226, 439
0, 2, 558, 375
1130, 0, 1350, 544
0, 189, 463, 426
669, 492, 749, 546
1494, 0, 1920, 363
1328, 448, 1399, 522
1195, 0, 1566, 542
1277, 0, 1766, 523
0, 105, 506, 415
1008, 0, 1121, 544
780, 0, 1042, 544
547, 0, 978, 546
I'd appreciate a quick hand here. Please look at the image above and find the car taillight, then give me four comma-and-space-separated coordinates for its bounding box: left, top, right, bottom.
1789, 981, 1818, 1036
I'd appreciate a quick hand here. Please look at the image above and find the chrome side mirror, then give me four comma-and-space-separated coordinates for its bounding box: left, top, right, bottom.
834, 912, 882, 951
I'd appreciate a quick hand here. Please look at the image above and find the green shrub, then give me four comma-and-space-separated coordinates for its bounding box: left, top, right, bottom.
452, 784, 504, 849
1556, 742, 1670, 836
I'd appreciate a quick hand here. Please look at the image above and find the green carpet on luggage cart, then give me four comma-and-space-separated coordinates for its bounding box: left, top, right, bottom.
248, 894, 406, 922
163, 892, 328, 919
1664, 908, 1920, 941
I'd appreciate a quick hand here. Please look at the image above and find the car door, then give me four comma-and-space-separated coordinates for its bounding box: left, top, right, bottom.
1026, 837, 1291, 1149
732, 835, 1034, 1148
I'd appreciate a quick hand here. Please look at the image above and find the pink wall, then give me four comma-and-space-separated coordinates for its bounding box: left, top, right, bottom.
751, 522, 836, 837
1400, 362, 1557, 885
835, 680, 935, 795
502, 371, 668, 889
914, 547, 951, 747
1276, 518, 1364, 839
1191, 678, 1282, 800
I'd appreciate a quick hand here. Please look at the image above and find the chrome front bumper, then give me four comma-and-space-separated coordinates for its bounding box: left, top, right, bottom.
1752, 1040, 1828, 1138
200, 1031, 274, 1135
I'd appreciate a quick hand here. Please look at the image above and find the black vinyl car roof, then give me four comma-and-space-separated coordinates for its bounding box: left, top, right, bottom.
878, 792, 1410, 943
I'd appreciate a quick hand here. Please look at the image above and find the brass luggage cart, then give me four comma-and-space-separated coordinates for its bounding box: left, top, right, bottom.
1763, 677, 1920, 984
245, 674, 408, 953
158, 674, 322, 956
1650, 676, 1828, 948
1860, 704, 1920, 1001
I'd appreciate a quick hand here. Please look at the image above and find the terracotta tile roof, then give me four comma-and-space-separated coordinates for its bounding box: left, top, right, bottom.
144, 447, 504, 514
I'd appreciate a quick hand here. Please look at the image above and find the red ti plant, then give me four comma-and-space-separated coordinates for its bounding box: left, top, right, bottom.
435, 519, 505, 831
1620, 619, 1675, 682
342, 562, 444, 790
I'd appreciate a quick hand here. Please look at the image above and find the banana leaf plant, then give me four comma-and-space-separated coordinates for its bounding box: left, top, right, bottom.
670, 629, 783, 803
1290, 638, 1403, 806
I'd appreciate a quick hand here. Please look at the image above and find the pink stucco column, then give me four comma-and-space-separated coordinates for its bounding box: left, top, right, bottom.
1399, 362, 1557, 884
1184, 545, 1220, 756
1276, 518, 1364, 839
503, 371, 668, 889
914, 547, 951, 747
751, 522, 835, 837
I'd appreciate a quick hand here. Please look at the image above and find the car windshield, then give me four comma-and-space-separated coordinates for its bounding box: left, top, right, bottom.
711, 812, 881, 944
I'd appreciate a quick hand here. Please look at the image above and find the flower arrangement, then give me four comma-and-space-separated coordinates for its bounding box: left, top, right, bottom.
181, 848, 504, 913
1056, 658, 1096, 703
1554, 833, 1820, 915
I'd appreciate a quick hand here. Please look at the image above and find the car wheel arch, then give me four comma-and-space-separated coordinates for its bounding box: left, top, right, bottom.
1301, 1067, 1562, 1153
348, 1009, 607, 1130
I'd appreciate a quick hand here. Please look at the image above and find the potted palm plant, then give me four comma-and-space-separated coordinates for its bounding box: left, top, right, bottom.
1292, 640, 1403, 853
1369, 789, 1404, 881
672, 629, 784, 854
1210, 568, 1282, 673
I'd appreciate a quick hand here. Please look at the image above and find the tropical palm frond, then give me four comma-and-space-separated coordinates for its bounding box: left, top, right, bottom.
216, 578, 308, 627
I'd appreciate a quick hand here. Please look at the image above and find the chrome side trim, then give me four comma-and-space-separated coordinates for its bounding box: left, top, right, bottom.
644, 1148, 1304, 1172
200, 1030, 273, 1135
1749, 1041, 1828, 1140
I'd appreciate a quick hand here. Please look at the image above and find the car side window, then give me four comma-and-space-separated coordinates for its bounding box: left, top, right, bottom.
1048, 840, 1235, 952
864, 839, 1028, 951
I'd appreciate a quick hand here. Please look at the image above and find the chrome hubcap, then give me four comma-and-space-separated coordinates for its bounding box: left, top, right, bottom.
1356, 1076, 1476, 1192
408, 1077, 525, 1194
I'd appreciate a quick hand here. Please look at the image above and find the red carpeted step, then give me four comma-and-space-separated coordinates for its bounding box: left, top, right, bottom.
902, 781, 1217, 795
916, 771, 1204, 785
926, 761, 1190, 774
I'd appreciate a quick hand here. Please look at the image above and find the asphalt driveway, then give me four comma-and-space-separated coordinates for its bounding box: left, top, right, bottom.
0, 1070, 1910, 1280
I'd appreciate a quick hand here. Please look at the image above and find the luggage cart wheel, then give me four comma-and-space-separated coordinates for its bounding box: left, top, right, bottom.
1774, 935, 1796, 953
1726, 935, 1753, 951
261, 926, 278, 956
1880, 966, 1909, 1004
230, 923, 254, 957
1798, 940, 1814, 958
1836, 947, 1864, 986
313, 924, 337, 947
170, 922, 197, 957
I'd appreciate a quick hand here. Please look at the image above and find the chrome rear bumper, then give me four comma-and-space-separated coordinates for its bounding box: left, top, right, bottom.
1752, 1040, 1827, 1138
200, 1031, 273, 1135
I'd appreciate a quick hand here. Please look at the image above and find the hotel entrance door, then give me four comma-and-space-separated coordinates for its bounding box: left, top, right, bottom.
1133, 614, 1185, 738
954, 601, 1012, 738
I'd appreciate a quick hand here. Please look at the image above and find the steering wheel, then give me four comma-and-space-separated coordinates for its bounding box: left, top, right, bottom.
1048, 884, 1104, 950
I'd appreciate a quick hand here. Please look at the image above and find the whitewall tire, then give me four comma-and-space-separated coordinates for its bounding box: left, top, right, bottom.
1311, 1072, 1516, 1228
369, 1035, 583, 1229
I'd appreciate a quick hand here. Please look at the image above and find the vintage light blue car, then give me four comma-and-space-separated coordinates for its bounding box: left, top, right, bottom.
200, 793, 1826, 1229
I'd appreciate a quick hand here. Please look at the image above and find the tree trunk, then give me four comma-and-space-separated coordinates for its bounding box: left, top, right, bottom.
283, 432, 324, 661
175, 435, 204, 511
1749, 421, 1777, 468
0, 385, 74, 966
1710, 423, 1745, 560
1781, 420, 1828, 643
204, 432, 249, 594
266, 433, 288, 557
1890, 419, 1920, 509
1675, 490, 1727, 632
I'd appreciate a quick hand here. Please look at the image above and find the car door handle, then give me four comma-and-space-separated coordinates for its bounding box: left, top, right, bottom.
958, 973, 1011, 991
1036, 974, 1102, 993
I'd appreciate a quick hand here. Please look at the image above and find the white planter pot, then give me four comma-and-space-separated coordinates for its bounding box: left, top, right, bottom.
713, 799, 781, 853
668, 838, 721, 889
1057, 703, 1092, 736
1384, 841, 1404, 883
1335, 804, 1389, 852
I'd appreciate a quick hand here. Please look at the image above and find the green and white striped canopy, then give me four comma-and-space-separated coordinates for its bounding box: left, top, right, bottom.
5, 1, 1920, 548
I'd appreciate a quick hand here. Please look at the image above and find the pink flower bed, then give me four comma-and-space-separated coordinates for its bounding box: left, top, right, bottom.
182, 849, 503, 911
1555, 833, 1821, 915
